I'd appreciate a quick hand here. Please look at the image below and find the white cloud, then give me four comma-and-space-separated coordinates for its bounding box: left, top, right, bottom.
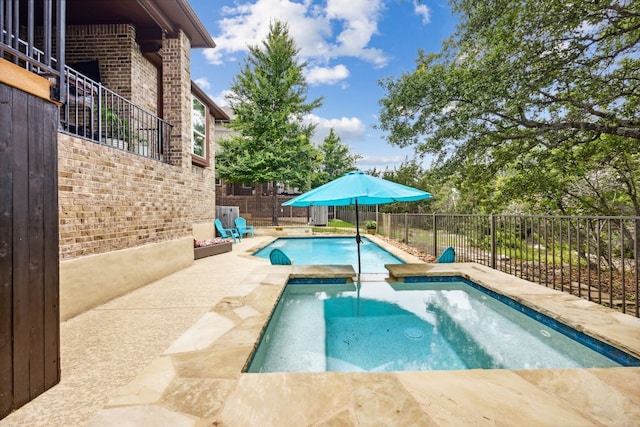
202, 0, 389, 71
193, 77, 211, 90
191, 78, 230, 107
413, 1, 431, 25
213, 90, 232, 108
304, 113, 367, 143
357, 154, 407, 169
305, 64, 349, 86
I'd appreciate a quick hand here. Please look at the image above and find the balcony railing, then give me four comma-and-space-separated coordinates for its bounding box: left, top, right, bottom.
0, 0, 66, 101
60, 65, 173, 163
2, 2, 170, 161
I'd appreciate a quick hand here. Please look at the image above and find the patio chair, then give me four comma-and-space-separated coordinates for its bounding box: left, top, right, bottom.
269, 248, 292, 265
215, 218, 240, 243
436, 246, 455, 263
234, 216, 255, 238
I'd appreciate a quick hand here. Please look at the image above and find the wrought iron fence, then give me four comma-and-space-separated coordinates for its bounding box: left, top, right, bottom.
60, 66, 173, 163
246, 209, 640, 317
236, 202, 639, 317
380, 213, 639, 318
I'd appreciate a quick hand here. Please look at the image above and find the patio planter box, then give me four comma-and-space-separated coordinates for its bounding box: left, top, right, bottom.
194, 241, 232, 259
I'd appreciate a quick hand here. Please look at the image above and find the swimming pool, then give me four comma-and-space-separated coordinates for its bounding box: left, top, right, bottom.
253, 236, 404, 273
247, 276, 640, 373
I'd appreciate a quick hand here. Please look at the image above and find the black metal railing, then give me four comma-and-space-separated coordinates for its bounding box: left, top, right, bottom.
0, 0, 66, 101
381, 213, 639, 318
1, 1, 170, 162
61, 65, 173, 163
265, 208, 639, 317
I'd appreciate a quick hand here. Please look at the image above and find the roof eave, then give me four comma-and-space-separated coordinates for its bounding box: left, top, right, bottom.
138, 0, 216, 49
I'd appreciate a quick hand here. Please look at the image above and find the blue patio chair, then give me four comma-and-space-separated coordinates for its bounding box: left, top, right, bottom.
269, 249, 292, 265
215, 218, 240, 243
436, 246, 455, 263
234, 216, 255, 238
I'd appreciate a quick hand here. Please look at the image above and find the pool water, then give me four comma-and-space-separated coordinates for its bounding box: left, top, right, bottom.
253, 237, 404, 273
246, 278, 634, 373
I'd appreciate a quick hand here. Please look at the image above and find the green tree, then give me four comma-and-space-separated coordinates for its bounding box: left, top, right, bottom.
217, 20, 323, 224
377, 0, 640, 215
380, 158, 433, 213
313, 128, 361, 187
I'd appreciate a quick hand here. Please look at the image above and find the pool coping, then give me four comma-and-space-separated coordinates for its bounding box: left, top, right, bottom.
84, 235, 640, 426
386, 263, 640, 362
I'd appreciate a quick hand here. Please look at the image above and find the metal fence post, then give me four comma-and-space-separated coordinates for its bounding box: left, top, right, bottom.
491, 214, 497, 269
433, 213, 438, 256
635, 218, 639, 317
404, 213, 409, 244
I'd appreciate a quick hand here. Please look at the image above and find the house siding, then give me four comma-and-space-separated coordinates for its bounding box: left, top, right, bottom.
2, 0, 221, 418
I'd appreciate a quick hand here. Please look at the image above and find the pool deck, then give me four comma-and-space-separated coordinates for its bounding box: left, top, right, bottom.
2, 235, 640, 426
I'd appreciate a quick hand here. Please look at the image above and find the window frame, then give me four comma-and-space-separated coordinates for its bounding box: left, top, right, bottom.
191, 93, 210, 167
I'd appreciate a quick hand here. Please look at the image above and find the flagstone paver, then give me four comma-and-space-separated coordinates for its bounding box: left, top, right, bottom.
1, 234, 639, 426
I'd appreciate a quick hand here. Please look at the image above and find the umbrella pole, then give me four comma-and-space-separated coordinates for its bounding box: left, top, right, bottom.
355, 200, 361, 276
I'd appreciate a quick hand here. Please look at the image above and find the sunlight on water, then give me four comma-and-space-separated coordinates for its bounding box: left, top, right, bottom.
253, 237, 404, 273
247, 280, 622, 373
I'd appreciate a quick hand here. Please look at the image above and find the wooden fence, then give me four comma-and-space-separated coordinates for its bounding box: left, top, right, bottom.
1, 84, 60, 419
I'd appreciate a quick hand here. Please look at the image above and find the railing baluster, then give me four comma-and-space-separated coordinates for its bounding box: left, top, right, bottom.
597, 219, 602, 303
577, 217, 582, 299
432, 213, 437, 257
489, 214, 498, 268
635, 218, 639, 317
621, 217, 626, 314
58, 66, 171, 163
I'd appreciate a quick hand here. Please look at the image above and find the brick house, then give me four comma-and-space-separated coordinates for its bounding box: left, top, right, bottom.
56, 1, 230, 320
1, 0, 226, 416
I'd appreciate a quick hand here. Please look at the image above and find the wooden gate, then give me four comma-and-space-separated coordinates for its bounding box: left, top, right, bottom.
0, 83, 60, 418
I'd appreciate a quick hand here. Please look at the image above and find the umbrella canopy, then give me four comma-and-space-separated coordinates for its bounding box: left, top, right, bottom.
282, 171, 432, 274
282, 170, 431, 207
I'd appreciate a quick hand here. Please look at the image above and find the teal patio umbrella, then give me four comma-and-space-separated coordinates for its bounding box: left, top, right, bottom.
282, 171, 432, 274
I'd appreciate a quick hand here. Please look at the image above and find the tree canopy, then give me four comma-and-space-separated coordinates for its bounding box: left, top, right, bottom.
378, 0, 640, 215
216, 20, 323, 223
312, 128, 362, 187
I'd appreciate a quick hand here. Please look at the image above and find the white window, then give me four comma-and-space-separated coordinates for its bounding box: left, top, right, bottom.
192, 96, 207, 159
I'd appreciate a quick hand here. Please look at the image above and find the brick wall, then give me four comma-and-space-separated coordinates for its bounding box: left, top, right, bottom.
189, 164, 217, 224
58, 27, 218, 260
58, 133, 218, 259
131, 45, 159, 114
66, 24, 158, 115
162, 31, 192, 167
58, 134, 190, 259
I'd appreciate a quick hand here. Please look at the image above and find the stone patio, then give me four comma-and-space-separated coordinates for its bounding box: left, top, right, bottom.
1, 235, 639, 426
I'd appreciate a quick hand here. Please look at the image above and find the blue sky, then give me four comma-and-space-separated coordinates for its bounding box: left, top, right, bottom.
188, 0, 457, 171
